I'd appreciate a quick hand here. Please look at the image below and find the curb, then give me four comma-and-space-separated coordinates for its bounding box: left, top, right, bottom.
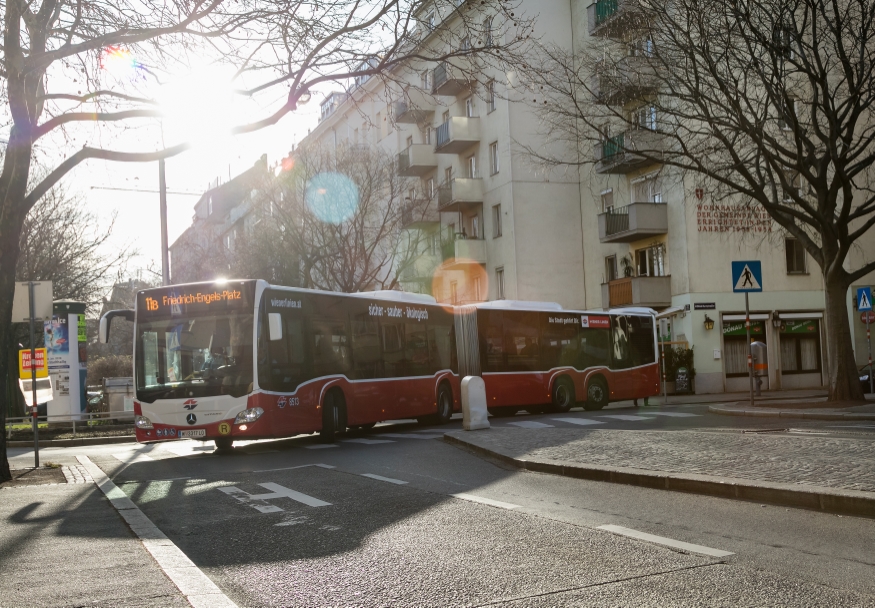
443, 433, 875, 519
708, 405, 875, 420
7, 435, 137, 448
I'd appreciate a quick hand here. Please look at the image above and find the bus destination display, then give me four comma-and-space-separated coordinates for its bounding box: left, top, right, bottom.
138, 282, 255, 318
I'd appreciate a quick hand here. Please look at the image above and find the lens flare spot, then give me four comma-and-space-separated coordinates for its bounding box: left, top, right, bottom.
305, 172, 359, 224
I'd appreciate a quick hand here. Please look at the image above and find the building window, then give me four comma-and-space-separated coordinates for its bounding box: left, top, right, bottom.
632, 174, 662, 203
450, 281, 458, 304
492, 204, 502, 238
632, 105, 657, 131
470, 214, 479, 239
723, 321, 767, 377
426, 11, 436, 31
425, 126, 432, 144
421, 70, 431, 90
486, 80, 496, 112
224, 234, 231, 250
465, 154, 477, 178
601, 189, 614, 212
785, 237, 807, 273
635, 243, 665, 277
778, 99, 798, 130
605, 255, 618, 282
780, 319, 820, 374
465, 97, 475, 117
208, 197, 213, 215
442, 110, 450, 123
461, 36, 471, 51
495, 267, 505, 299
474, 276, 482, 301
484, 17, 493, 47
445, 166, 453, 185
426, 177, 436, 198
489, 141, 499, 175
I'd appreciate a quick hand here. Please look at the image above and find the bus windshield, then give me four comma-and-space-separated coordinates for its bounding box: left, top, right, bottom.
136, 313, 254, 402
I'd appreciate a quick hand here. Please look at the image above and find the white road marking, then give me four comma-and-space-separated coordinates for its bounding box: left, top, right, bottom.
507, 421, 555, 429
597, 415, 655, 421
452, 493, 521, 510
361, 473, 408, 485
77, 456, 238, 607
342, 438, 396, 444
412, 429, 443, 433
218, 482, 331, 511
551, 418, 606, 426
378, 433, 443, 439
827, 425, 875, 429
305, 444, 338, 449
252, 464, 336, 473
112, 452, 155, 463
597, 525, 735, 558
646, 412, 701, 418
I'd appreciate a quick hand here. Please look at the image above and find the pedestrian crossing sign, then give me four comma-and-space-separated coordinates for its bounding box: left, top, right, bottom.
858, 287, 873, 312
731, 261, 763, 293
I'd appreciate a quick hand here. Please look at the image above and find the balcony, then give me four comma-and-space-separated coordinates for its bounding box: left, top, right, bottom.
434, 116, 481, 153
397, 144, 437, 177
442, 237, 487, 267
594, 129, 665, 174
432, 59, 473, 96
437, 178, 483, 212
401, 199, 440, 229
597, 202, 667, 243
587, 0, 643, 39
393, 89, 434, 124
591, 56, 658, 105
601, 275, 671, 309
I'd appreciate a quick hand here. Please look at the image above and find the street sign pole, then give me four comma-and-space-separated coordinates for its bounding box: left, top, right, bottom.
28, 282, 39, 468
868, 314, 873, 395
745, 292, 754, 407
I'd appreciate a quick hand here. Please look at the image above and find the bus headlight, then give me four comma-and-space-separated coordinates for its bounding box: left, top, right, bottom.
234, 408, 264, 424
135, 416, 154, 429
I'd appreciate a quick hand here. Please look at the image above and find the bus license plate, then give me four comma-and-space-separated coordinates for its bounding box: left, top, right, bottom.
179, 429, 206, 438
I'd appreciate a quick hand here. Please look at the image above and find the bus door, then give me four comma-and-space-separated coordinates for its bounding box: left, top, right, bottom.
350, 311, 385, 424
609, 314, 658, 399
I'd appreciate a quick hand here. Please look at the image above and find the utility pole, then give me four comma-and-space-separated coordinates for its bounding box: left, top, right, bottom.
159, 159, 170, 286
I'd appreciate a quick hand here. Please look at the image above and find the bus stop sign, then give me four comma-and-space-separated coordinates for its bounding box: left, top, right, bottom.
732, 261, 763, 293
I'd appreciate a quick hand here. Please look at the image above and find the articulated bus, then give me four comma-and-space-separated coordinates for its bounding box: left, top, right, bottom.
100, 280, 459, 449
454, 301, 660, 416
100, 281, 658, 448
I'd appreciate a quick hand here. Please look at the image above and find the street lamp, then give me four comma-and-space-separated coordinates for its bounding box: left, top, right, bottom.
703, 315, 715, 331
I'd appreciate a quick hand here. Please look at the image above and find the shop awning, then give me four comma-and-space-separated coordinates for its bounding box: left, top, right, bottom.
656, 306, 684, 319
721, 313, 769, 321
779, 312, 823, 319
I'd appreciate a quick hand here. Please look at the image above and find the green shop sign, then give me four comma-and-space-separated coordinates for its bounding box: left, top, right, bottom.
722, 320, 765, 336
781, 319, 819, 334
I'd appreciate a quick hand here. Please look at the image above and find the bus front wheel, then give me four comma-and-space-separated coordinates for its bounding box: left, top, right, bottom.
583, 378, 609, 411
551, 377, 575, 413
320, 389, 347, 443
214, 437, 233, 452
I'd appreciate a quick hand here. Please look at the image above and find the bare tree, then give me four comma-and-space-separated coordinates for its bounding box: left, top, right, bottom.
236, 144, 425, 293
517, 0, 875, 401
0, 0, 534, 479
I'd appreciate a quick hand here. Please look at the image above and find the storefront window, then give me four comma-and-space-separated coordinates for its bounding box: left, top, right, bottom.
779, 319, 820, 373
722, 320, 766, 377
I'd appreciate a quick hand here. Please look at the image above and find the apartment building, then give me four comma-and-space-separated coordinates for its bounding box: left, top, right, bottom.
573, 0, 875, 393
299, 0, 587, 309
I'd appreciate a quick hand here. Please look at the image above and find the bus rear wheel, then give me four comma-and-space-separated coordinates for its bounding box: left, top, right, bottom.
551, 377, 575, 413
488, 407, 519, 417
320, 389, 347, 443
435, 384, 453, 425
583, 378, 609, 411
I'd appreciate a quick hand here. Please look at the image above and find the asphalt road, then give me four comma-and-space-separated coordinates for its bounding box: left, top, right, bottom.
6, 402, 875, 606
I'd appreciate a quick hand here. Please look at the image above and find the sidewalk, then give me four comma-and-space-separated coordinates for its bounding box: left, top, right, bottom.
444, 426, 875, 518
0, 468, 190, 607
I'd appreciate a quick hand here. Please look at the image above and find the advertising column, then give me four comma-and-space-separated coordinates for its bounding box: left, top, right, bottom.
45, 300, 87, 421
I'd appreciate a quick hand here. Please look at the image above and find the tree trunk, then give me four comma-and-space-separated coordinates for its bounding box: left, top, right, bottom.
0, 135, 36, 481
824, 274, 865, 402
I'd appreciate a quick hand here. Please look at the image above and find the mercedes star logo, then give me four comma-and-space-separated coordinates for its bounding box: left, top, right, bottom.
186, 413, 197, 425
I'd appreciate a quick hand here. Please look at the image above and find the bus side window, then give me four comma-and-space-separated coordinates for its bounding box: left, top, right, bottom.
351, 315, 381, 379
629, 316, 657, 366
480, 310, 505, 372
504, 311, 539, 372
427, 322, 453, 373
381, 321, 406, 377
579, 327, 611, 370
313, 319, 350, 376
611, 316, 632, 369
406, 322, 430, 377
541, 314, 580, 369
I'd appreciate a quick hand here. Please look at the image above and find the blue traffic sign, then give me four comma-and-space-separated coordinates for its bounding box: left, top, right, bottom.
859, 287, 873, 312
731, 261, 763, 293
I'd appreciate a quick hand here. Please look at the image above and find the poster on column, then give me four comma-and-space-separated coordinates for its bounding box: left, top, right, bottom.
45, 316, 70, 396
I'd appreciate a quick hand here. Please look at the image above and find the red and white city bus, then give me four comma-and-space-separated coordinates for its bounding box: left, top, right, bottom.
100, 280, 459, 449
454, 301, 660, 415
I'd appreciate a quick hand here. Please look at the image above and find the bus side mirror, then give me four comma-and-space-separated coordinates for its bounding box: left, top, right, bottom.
268, 313, 283, 341
99, 316, 109, 344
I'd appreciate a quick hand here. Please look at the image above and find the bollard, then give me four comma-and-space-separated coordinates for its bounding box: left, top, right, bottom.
461, 376, 490, 431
